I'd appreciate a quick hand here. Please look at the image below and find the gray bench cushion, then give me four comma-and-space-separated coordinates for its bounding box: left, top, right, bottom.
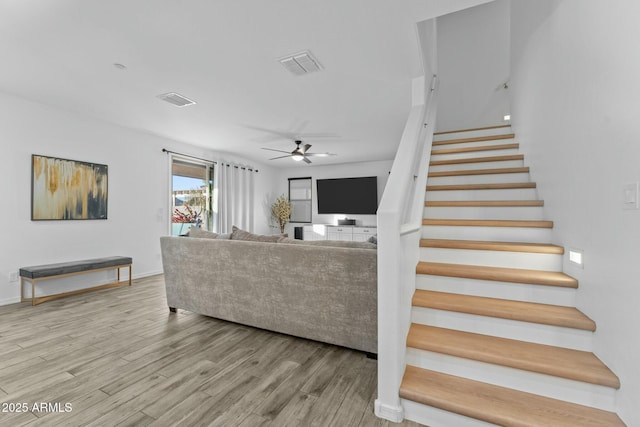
20, 256, 133, 279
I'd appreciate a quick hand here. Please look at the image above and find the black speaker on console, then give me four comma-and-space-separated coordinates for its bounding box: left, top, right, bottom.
338, 219, 356, 226
294, 226, 303, 240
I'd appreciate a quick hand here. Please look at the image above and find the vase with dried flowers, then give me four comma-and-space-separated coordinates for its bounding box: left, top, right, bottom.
271, 194, 292, 234
171, 203, 202, 235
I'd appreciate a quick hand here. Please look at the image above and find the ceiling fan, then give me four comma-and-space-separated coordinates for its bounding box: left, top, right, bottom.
262, 140, 336, 164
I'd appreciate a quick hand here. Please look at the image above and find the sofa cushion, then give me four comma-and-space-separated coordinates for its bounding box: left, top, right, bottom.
279, 238, 377, 250
187, 227, 219, 239
231, 226, 283, 243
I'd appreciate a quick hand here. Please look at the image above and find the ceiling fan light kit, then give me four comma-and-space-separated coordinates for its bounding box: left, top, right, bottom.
261, 140, 336, 164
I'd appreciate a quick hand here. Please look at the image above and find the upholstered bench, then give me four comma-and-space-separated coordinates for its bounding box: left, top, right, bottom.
19, 256, 133, 305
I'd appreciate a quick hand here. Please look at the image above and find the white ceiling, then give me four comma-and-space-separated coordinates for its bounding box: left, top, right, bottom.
0, 0, 492, 168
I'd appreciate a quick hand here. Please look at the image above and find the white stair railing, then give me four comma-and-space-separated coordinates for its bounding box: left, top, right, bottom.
375, 73, 437, 422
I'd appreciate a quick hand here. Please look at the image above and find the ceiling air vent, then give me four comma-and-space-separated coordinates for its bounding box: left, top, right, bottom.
157, 92, 196, 107
278, 50, 323, 76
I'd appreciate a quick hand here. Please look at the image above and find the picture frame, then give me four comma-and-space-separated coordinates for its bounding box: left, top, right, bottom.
31, 154, 108, 220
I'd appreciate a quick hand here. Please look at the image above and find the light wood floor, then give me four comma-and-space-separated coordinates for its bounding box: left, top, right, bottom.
0, 275, 423, 427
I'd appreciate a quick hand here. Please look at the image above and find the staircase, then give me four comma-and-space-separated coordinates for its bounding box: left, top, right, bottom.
399, 125, 625, 426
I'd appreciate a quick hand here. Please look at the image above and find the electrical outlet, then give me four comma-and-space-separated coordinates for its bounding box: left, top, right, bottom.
9, 272, 18, 282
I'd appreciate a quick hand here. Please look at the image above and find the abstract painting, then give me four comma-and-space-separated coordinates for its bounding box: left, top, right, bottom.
31, 155, 108, 220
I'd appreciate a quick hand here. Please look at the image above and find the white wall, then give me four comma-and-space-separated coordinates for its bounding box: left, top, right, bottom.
436, 0, 510, 131
0, 91, 277, 305
510, 1, 640, 424
273, 160, 393, 236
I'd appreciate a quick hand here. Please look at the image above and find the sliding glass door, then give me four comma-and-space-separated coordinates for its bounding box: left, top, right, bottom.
170, 157, 214, 236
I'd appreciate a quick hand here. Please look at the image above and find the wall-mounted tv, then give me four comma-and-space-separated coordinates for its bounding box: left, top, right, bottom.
316, 176, 378, 215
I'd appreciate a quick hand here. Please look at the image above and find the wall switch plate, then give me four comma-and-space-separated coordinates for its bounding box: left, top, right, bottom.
623, 182, 639, 210
9, 272, 18, 282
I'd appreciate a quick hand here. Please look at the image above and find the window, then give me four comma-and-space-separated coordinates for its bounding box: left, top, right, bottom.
288, 177, 312, 223
171, 157, 214, 235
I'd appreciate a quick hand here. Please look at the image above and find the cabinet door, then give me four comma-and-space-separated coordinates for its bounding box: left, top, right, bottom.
331, 227, 353, 241
302, 226, 318, 240
353, 228, 376, 242
352, 233, 370, 242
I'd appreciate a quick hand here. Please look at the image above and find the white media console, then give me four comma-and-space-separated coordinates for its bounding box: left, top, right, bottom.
302, 225, 377, 242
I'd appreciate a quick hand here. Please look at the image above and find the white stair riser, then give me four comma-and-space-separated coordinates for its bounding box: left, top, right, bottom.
426, 188, 539, 201
432, 138, 515, 151
429, 159, 524, 173
411, 307, 593, 351
419, 247, 562, 271
430, 148, 519, 162
422, 225, 553, 243
405, 351, 616, 412
424, 206, 544, 220
434, 127, 513, 141
402, 399, 496, 427
415, 274, 576, 306
428, 172, 530, 185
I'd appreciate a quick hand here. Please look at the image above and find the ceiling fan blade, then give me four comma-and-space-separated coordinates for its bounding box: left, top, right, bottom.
297, 132, 340, 139
305, 152, 337, 157
243, 124, 340, 142
261, 147, 291, 154
269, 155, 292, 160
303, 157, 312, 164
244, 125, 296, 139
302, 144, 312, 153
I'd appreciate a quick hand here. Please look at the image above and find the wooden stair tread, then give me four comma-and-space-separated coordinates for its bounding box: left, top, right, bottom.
423, 218, 553, 228
432, 143, 519, 155
427, 182, 536, 191
434, 124, 511, 136
425, 200, 543, 207
432, 133, 515, 146
416, 261, 577, 288
420, 238, 564, 254
407, 324, 620, 388
429, 167, 529, 178
413, 289, 595, 331
400, 366, 625, 427
430, 154, 524, 166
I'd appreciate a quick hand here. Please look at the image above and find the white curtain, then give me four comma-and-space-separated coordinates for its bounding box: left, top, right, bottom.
212, 163, 255, 233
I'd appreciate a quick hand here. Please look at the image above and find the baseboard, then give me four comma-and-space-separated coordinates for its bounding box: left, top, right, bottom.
0, 270, 164, 307
133, 270, 164, 280
375, 399, 404, 423
0, 296, 21, 306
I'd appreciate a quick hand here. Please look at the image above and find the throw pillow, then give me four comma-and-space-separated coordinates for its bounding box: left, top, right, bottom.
231, 226, 283, 243
187, 227, 219, 239
367, 235, 378, 245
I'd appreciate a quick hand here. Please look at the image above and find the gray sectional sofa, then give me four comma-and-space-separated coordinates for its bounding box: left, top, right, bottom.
159, 228, 377, 353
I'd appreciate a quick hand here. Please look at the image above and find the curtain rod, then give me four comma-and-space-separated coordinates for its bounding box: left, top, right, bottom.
162, 148, 258, 172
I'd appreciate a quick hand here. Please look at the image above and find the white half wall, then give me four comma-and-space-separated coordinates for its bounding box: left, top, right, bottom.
510, 1, 640, 424
0, 91, 277, 306
436, 0, 511, 131
274, 160, 393, 236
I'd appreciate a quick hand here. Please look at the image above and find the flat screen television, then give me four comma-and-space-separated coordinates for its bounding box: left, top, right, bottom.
316, 176, 378, 214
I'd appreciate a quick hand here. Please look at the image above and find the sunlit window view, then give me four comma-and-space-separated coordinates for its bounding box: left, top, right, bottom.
171, 159, 213, 236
